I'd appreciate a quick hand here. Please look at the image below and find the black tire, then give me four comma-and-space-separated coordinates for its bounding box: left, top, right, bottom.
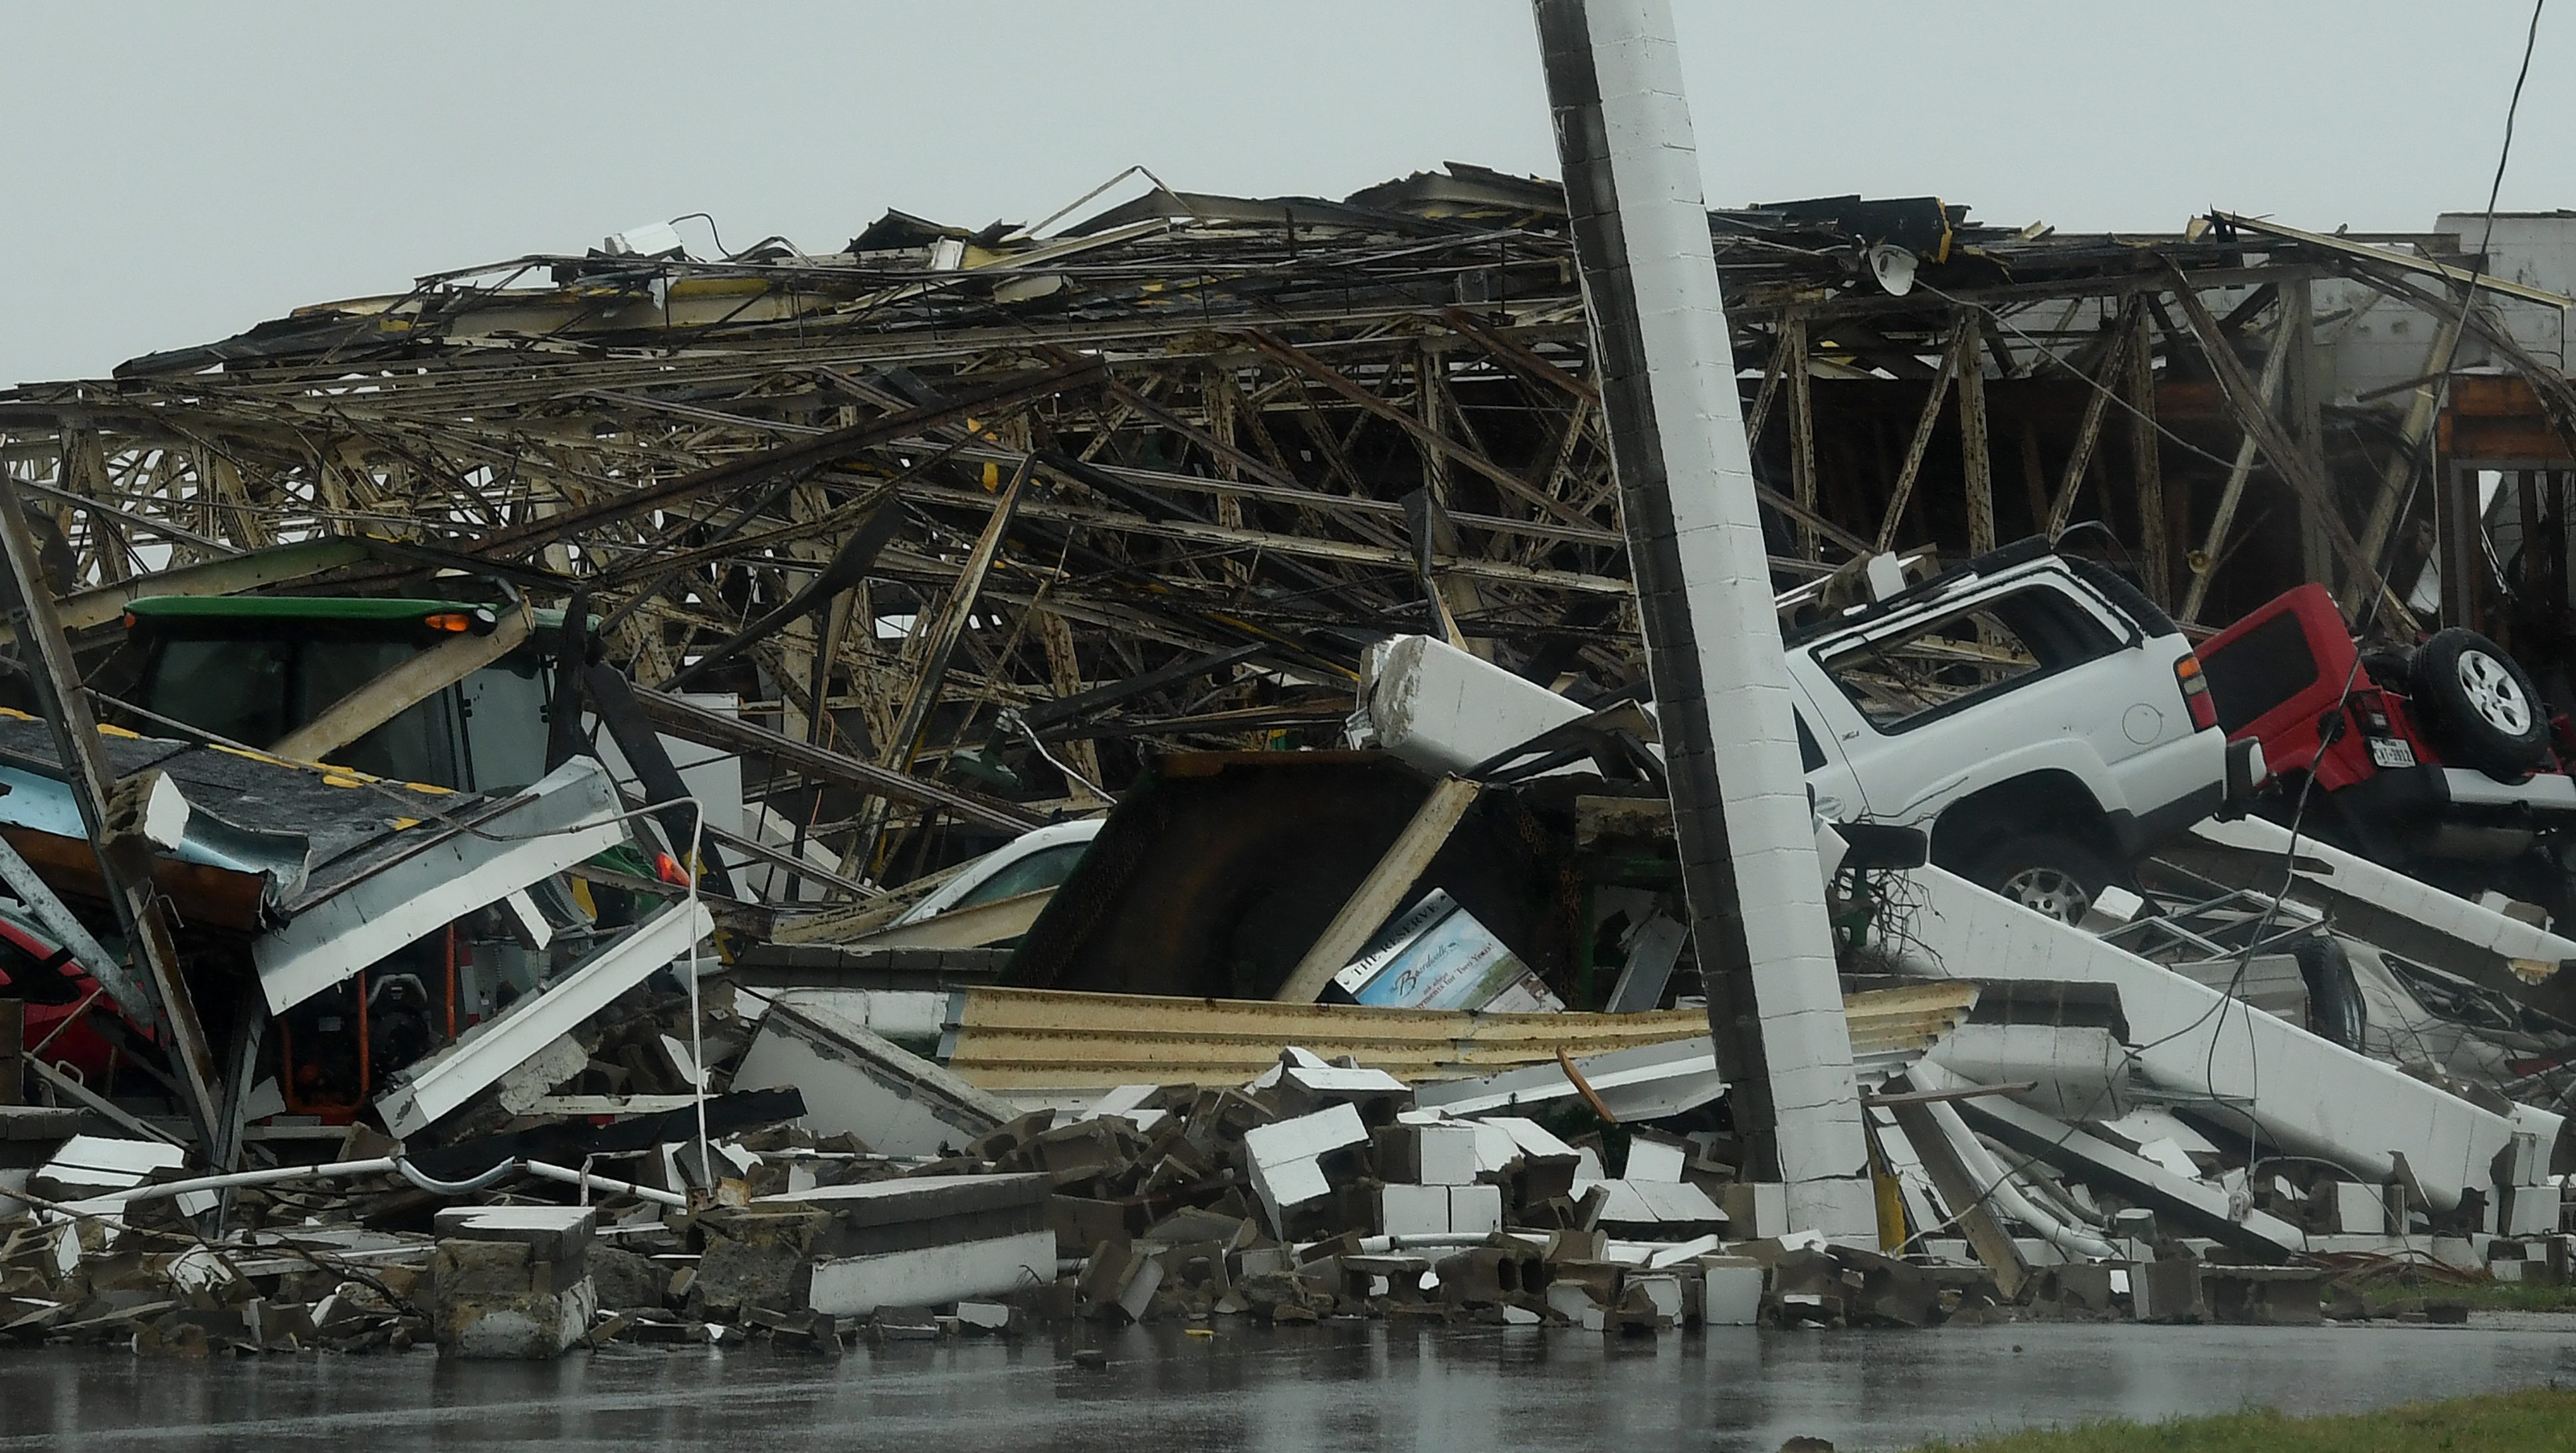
2409, 628, 2551, 778
1967, 832, 2118, 923
2359, 646, 2415, 692
2290, 935, 2367, 1050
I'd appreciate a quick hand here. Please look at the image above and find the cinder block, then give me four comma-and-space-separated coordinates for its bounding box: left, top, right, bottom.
433, 1206, 597, 1267
1380, 1185, 1451, 1238
2333, 1182, 2389, 1236
1241, 1103, 1367, 1166
1630, 1272, 1682, 1320
1698, 1256, 1761, 1325
1418, 1125, 1482, 1186
2135, 1259, 2204, 1323
1544, 1282, 1601, 1321
1448, 1185, 1503, 1236
1718, 1182, 1786, 1239
1625, 1131, 1689, 1183
2505, 1183, 2563, 1238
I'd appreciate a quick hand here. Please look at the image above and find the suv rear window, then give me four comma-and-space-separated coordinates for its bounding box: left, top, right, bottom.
2197, 611, 2318, 736
1818, 585, 2119, 733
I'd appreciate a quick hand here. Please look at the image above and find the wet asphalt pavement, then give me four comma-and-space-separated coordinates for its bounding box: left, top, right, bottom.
4, 1318, 2574, 1452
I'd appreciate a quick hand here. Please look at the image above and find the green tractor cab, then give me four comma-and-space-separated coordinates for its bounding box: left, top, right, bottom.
123, 596, 559, 793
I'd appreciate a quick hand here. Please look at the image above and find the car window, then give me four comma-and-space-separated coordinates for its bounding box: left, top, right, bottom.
947, 842, 1088, 912
297, 639, 463, 786
1793, 710, 1827, 771
146, 637, 295, 747
1819, 585, 2120, 733
2198, 611, 2318, 735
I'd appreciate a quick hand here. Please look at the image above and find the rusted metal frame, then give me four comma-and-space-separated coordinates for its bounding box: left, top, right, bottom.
917, 433, 1571, 547
2343, 301, 2467, 619
2044, 296, 2140, 539
1258, 362, 1373, 500
1056, 351, 1312, 500
1072, 397, 1141, 467
2179, 313, 2295, 625
1438, 306, 1599, 403
1741, 325, 1793, 446
1420, 349, 1551, 597
472, 360, 1101, 557
806, 587, 861, 748
1423, 345, 1501, 464
635, 686, 1040, 834
1810, 320, 1944, 381
1212, 365, 1314, 506
1872, 318, 1976, 552
1976, 312, 2022, 379
909, 482, 1632, 595
1781, 318, 1821, 561
2017, 420, 2049, 530
1540, 398, 1607, 526
0, 474, 223, 1154
873, 457, 1037, 787
2333, 259, 2576, 625
2165, 268, 2394, 621
660, 499, 904, 692
2335, 260, 2576, 443
2280, 276, 2333, 588
55, 431, 134, 586
1958, 321, 1997, 556
302, 408, 508, 531
2124, 300, 2167, 602
1392, 315, 1617, 564
1763, 262, 2311, 334
591, 483, 889, 590
1244, 329, 1600, 530
594, 404, 1021, 638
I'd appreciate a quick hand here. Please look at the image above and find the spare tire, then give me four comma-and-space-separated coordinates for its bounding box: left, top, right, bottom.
2409, 628, 2550, 778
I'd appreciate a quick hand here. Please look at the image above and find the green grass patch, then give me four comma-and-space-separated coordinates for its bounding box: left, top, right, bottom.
2337, 1269, 2576, 1315
2389, 1278, 2576, 1313
1905, 1386, 2576, 1452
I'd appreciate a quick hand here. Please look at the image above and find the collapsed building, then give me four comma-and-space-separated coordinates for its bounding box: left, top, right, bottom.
6, 122, 2576, 1355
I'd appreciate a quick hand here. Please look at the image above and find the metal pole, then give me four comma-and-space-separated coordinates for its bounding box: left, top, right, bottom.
0, 476, 223, 1153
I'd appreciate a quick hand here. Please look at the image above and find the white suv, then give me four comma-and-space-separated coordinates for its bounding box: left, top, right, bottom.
1359, 539, 2261, 920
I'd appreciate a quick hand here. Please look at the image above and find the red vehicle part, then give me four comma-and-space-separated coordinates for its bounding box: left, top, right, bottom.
0, 916, 120, 1090
2195, 583, 2442, 791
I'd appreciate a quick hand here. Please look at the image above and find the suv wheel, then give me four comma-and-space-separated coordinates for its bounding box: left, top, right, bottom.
2410, 629, 2551, 778
1970, 832, 2116, 923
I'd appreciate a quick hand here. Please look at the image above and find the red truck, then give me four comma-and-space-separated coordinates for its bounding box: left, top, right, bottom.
2195, 583, 2576, 911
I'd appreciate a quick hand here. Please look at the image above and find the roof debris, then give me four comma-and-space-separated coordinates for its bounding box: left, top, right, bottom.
2, 153, 2576, 1365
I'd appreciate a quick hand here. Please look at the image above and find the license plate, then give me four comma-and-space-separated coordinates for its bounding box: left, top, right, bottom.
2368, 737, 2417, 769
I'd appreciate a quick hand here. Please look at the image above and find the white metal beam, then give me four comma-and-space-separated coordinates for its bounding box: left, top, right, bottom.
376, 896, 713, 1139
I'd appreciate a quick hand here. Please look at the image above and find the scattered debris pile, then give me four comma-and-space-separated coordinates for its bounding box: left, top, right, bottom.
5, 161, 2576, 1371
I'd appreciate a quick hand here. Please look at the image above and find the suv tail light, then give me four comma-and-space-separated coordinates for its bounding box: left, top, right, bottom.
2175, 654, 2218, 731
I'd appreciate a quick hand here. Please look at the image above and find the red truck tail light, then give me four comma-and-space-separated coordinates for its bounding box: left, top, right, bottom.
2175, 654, 2218, 731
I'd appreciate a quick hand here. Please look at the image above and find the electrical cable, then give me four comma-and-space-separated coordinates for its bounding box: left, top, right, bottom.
1898, 1, 2553, 1252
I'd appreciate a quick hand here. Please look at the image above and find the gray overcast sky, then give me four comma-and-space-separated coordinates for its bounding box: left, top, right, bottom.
2, 1, 2565, 388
